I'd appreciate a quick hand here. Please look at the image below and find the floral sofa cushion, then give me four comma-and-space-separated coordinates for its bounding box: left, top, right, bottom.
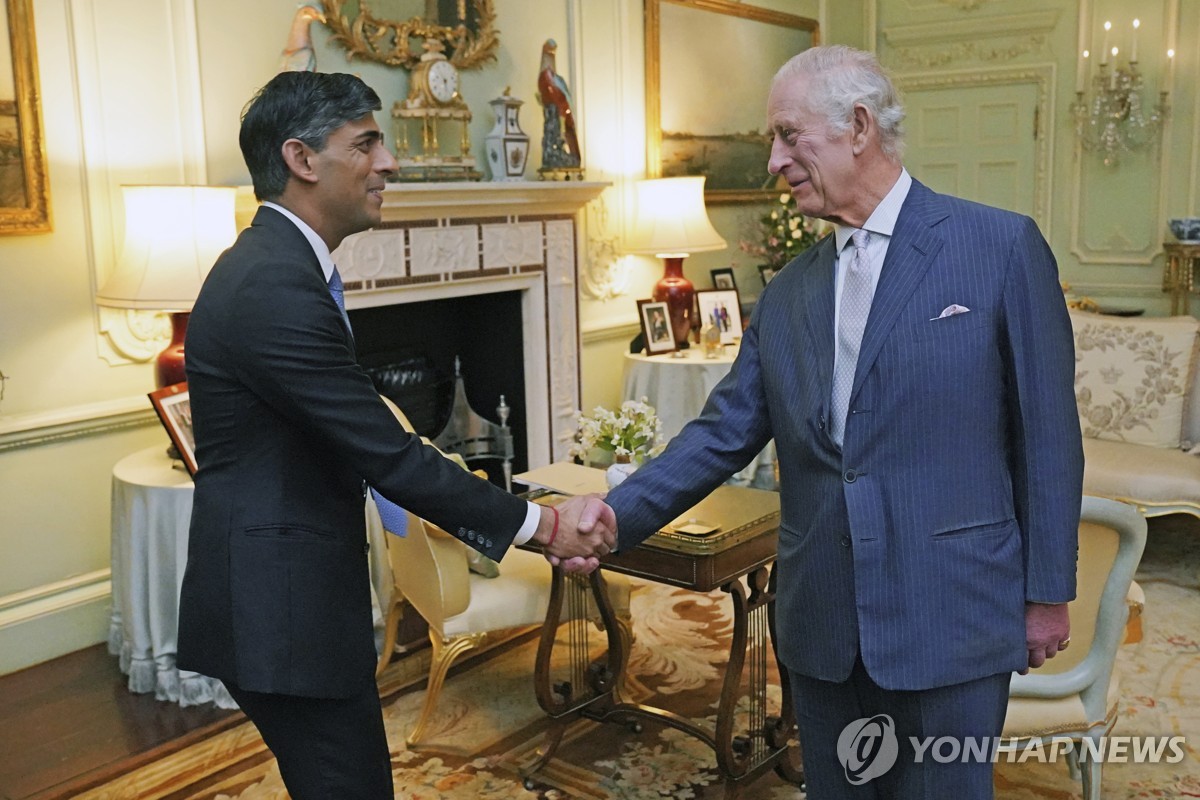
1070, 310, 1200, 449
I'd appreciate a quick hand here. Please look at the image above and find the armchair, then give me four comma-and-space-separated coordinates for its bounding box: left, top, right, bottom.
1001, 496, 1147, 799
371, 396, 632, 746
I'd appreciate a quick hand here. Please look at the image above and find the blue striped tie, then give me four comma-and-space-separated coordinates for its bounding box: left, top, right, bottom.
328, 267, 407, 538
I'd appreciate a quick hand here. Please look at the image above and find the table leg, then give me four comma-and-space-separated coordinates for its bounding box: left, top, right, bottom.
524, 568, 627, 780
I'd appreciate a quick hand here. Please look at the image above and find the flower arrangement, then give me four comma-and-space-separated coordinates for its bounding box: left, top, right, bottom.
739, 192, 824, 271
569, 398, 663, 462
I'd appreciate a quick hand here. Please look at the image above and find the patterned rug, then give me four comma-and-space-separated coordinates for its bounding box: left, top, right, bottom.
78, 517, 1199, 799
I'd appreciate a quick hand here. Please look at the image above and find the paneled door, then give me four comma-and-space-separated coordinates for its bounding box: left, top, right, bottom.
901, 81, 1040, 217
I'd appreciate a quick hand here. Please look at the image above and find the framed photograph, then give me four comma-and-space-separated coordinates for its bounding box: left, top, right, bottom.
637, 299, 679, 355
696, 289, 743, 345
710, 266, 738, 294
645, 0, 817, 204
759, 264, 778, 286
0, 0, 52, 234
148, 382, 197, 475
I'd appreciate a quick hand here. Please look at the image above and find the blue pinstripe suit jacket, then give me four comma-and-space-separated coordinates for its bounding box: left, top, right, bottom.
606, 179, 1083, 691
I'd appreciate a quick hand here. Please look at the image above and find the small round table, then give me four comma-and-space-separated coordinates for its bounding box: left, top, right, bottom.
107, 445, 238, 708
1163, 241, 1200, 315
622, 346, 776, 487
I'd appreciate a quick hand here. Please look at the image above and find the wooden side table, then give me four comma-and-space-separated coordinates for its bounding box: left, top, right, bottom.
519, 481, 801, 799
1162, 242, 1200, 315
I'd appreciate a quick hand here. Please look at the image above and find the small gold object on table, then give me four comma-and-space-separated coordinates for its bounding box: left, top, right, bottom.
514, 462, 802, 796
1162, 241, 1200, 315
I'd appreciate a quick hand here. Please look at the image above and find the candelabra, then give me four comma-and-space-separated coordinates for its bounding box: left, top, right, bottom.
1071, 57, 1169, 168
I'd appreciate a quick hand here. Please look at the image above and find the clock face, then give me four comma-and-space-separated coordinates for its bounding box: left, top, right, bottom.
427, 60, 458, 104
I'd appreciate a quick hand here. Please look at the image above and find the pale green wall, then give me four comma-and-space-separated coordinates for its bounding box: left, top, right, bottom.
0, 0, 1193, 673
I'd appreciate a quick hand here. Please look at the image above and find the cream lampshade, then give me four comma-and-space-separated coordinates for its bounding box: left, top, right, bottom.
625, 176, 726, 346
96, 185, 237, 387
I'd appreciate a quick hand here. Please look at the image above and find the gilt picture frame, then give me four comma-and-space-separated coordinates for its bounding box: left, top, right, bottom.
148, 383, 197, 476
645, 0, 817, 204
0, 0, 51, 234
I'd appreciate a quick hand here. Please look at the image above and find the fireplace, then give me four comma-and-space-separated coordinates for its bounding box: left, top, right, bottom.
277, 181, 610, 473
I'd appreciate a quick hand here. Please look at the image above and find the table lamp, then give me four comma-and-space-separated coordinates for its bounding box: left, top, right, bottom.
95, 185, 237, 387
625, 176, 726, 347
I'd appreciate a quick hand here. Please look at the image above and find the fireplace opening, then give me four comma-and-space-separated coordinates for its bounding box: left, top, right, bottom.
349, 290, 527, 489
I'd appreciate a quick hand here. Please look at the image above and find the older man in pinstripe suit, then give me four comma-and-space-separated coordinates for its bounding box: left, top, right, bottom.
594, 46, 1082, 798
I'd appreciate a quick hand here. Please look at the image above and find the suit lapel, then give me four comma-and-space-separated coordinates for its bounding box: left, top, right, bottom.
850, 181, 947, 404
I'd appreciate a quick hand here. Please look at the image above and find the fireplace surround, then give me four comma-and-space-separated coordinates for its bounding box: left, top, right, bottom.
237, 181, 608, 472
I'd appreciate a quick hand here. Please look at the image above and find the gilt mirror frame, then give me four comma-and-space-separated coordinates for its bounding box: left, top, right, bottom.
321, 0, 500, 69
645, 0, 818, 204
0, 0, 51, 234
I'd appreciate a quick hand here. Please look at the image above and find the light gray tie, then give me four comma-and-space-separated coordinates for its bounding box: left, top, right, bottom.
830, 229, 873, 447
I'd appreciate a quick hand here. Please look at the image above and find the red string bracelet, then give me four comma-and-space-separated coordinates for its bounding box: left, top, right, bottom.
546, 505, 560, 548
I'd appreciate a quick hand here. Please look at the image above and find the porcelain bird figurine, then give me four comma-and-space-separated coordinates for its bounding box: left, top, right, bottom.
280, 2, 326, 73
537, 39, 581, 168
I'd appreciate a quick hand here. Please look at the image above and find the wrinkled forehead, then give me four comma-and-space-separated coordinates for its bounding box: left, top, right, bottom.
766, 76, 820, 129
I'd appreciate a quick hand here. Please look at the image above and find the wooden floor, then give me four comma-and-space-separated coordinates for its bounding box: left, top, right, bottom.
0, 643, 237, 800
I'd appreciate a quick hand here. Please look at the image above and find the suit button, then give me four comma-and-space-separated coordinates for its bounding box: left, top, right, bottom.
844, 469, 857, 483
840, 535, 851, 548
457, 527, 467, 537
818, 419, 825, 430
485, 539, 493, 548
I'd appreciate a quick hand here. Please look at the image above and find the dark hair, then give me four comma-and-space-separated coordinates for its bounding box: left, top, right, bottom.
239, 72, 382, 202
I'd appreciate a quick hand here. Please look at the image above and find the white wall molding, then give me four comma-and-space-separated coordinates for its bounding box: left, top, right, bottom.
895, 65, 1056, 235
71, 0, 209, 366
884, 10, 1059, 46
0, 395, 155, 453
0, 570, 111, 630
581, 318, 641, 345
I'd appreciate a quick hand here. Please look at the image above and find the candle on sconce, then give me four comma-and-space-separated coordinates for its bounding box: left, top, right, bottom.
1131, 18, 1140, 63
1110, 48, 1119, 88
1101, 20, 1112, 65
1166, 48, 1176, 92
1078, 50, 1089, 93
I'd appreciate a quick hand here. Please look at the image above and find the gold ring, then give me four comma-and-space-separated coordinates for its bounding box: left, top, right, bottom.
1058, 637, 1071, 649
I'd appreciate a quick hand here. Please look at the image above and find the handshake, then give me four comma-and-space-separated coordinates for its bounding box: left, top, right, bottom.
531, 494, 618, 575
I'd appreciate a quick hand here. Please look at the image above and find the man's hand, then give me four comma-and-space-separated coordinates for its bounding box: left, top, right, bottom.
533, 494, 616, 574
1022, 601, 1070, 674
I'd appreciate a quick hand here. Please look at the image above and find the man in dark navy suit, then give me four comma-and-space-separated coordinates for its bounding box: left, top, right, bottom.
592, 46, 1082, 799
178, 71, 614, 800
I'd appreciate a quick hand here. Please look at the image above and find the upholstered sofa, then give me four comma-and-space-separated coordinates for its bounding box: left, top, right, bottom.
1070, 310, 1200, 519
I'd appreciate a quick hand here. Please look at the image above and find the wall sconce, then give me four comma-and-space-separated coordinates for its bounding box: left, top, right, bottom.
625, 176, 726, 347
1071, 18, 1171, 167
95, 186, 237, 387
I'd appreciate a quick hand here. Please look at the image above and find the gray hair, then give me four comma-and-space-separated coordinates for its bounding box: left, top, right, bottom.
773, 45, 906, 160
240, 72, 382, 202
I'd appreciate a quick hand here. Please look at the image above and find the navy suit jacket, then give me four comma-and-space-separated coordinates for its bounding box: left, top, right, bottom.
607, 180, 1082, 691
177, 206, 528, 698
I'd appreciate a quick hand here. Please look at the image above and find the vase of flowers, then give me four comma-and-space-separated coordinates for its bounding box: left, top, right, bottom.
569, 398, 663, 488
739, 192, 824, 276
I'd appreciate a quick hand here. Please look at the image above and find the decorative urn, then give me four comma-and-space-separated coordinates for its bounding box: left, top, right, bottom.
485, 88, 531, 182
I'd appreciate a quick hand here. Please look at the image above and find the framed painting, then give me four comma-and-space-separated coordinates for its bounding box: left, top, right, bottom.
637, 298, 678, 355
645, 0, 817, 204
148, 383, 197, 475
0, 0, 51, 234
696, 288, 742, 345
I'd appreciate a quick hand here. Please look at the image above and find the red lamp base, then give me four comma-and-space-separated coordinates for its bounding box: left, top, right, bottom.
155, 311, 190, 388
652, 256, 695, 347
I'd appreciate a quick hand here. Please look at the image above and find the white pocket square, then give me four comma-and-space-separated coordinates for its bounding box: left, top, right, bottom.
932, 304, 970, 321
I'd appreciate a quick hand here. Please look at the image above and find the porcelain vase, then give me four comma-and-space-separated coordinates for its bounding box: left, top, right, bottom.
605, 455, 638, 490
484, 91, 530, 182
